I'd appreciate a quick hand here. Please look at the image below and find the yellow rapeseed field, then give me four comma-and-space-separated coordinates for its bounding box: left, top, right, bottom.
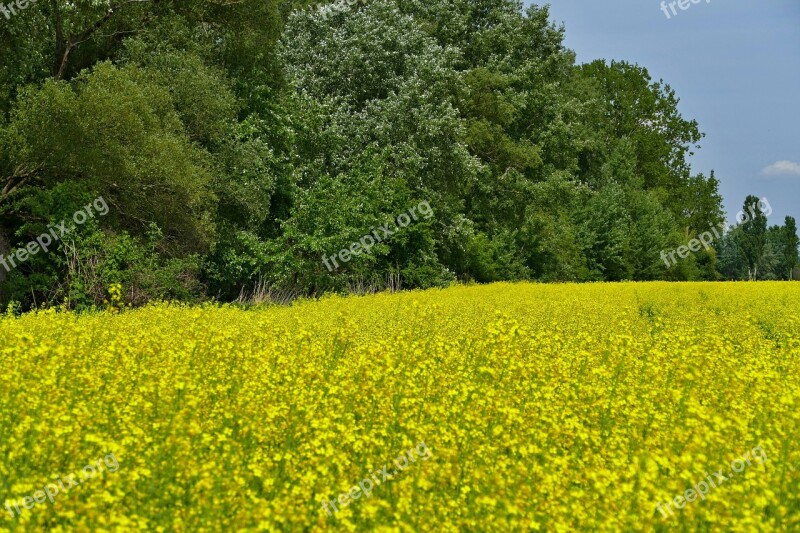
1, 282, 799, 531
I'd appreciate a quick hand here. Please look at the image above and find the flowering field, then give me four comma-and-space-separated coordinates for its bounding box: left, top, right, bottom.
1, 282, 799, 531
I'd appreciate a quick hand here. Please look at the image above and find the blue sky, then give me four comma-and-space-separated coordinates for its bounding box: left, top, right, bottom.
535, 0, 800, 226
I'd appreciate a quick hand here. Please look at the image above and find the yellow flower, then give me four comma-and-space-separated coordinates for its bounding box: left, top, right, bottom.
0, 281, 796, 530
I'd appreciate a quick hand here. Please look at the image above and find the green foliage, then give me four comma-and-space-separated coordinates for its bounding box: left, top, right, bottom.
734, 195, 769, 280
0, 0, 757, 309
715, 209, 798, 281
0, 220, 203, 311
3, 62, 218, 253
780, 217, 800, 280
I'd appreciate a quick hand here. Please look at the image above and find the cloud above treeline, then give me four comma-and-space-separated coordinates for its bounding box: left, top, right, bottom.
762, 160, 800, 178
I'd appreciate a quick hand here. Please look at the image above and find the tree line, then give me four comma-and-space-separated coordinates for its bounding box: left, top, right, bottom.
0, 0, 797, 310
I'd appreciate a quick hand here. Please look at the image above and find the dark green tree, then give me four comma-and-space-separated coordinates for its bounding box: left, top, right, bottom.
780, 217, 799, 280
734, 195, 769, 281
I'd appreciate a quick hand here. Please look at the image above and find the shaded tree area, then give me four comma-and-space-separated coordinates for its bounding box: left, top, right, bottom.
717, 203, 799, 281
0, 0, 793, 309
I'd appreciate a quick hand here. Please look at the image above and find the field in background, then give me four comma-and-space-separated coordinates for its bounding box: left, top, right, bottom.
1, 282, 799, 530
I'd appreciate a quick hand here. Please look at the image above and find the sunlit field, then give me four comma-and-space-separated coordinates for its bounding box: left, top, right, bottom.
1, 282, 799, 531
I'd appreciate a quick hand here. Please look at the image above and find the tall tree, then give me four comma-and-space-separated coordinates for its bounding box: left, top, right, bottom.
734, 195, 769, 281
781, 216, 799, 280
678, 170, 725, 238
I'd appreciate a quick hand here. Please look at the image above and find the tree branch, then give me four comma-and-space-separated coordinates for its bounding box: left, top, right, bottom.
51, 0, 64, 77
1, 165, 40, 199
54, 0, 153, 80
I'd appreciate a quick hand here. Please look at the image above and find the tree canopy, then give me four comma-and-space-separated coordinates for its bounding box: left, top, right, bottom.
0, 0, 796, 309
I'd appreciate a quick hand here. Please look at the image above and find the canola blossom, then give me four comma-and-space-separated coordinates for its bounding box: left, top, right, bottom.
1, 282, 799, 531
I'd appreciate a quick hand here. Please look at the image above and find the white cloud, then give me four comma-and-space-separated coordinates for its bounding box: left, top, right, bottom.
762, 160, 800, 178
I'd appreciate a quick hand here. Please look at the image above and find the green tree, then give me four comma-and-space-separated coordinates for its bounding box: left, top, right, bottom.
576, 61, 703, 194
734, 195, 769, 281
277, 0, 481, 290
780, 217, 799, 280
2, 62, 218, 253
717, 225, 746, 280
